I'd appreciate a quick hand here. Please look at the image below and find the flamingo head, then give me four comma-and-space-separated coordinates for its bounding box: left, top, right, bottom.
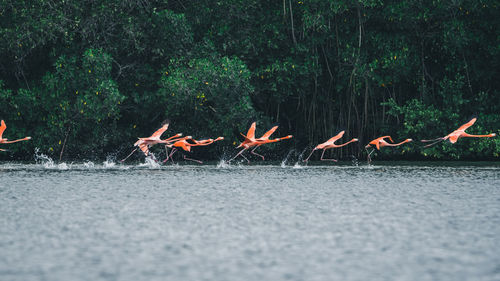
186, 136, 192, 139
406, 138, 413, 142
492, 133, 497, 137
284, 135, 293, 139
26, 137, 32, 140
365, 144, 371, 149
353, 138, 359, 142
216, 137, 224, 141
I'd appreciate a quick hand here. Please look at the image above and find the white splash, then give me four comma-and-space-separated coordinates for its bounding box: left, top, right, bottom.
281, 149, 295, 168
57, 162, 70, 170
217, 159, 230, 169
83, 161, 95, 168
140, 156, 160, 169
103, 160, 116, 168
34, 148, 55, 168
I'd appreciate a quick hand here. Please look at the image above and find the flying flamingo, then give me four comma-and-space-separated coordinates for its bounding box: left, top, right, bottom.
365, 136, 412, 163
120, 121, 183, 162
229, 122, 292, 162
227, 122, 257, 162
421, 117, 496, 148
164, 136, 224, 164
0, 120, 31, 151
304, 131, 358, 162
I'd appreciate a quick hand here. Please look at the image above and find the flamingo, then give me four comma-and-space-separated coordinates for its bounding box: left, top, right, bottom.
365, 136, 412, 163
250, 125, 292, 160
421, 117, 496, 148
164, 136, 224, 164
229, 122, 292, 162
0, 120, 31, 151
120, 121, 183, 162
304, 131, 358, 162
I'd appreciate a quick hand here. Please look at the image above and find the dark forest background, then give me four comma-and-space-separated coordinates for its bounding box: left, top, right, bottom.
1, 0, 499, 161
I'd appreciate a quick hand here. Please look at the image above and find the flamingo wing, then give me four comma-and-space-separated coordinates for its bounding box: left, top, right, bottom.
448, 134, 460, 144
381, 136, 394, 143
151, 124, 169, 138
182, 142, 192, 152
246, 122, 256, 139
260, 125, 278, 139
139, 144, 149, 155
325, 131, 345, 144
0, 120, 6, 139
456, 117, 477, 132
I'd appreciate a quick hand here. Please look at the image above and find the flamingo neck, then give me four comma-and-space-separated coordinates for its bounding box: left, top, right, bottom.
334, 138, 358, 147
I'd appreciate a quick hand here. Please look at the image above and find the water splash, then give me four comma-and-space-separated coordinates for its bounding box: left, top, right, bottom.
290, 148, 309, 169
281, 149, 295, 168
83, 161, 95, 169
140, 156, 160, 169
103, 155, 116, 168
34, 148, 55, 168
103, 160, 115, 168
57, 162, 70, 170
297, 148, 308, 162
33, 148, 73, 170
216, 159, 231, 169
351, 155, 359, 166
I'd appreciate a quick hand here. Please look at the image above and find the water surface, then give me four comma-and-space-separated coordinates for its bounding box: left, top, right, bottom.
1, 161, 499, 281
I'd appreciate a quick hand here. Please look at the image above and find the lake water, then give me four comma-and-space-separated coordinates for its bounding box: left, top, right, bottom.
1, 161, 499, 281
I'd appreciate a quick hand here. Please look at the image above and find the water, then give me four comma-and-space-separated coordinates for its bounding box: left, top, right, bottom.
1, 161, 499, 281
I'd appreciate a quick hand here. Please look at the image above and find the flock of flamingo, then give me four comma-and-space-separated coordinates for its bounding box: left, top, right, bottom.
0, 117, 496, 164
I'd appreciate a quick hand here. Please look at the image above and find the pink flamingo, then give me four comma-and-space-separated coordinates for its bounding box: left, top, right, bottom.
0, 120, 31, 151
120, 121, 183, 162
421, 117, 496, 148
229, 122, 292, 162
365, 136, 412, 163
304, 131, 358, 162
164, 136, 224, 164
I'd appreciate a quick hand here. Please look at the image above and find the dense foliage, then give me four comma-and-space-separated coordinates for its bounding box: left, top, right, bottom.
1, 0, 498, 161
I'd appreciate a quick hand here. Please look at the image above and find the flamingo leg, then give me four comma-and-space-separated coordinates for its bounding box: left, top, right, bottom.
183, 155, 203, 164
162, 145, 170, 163
240, 153, 250, 163
421, 137, 444, 143
366, 148, 375, 164
165, 148, 177, 164
229, 148, 248, 163
423, 138, 444, 148
120, 148, 138, 162
303, 148, 316, 162
319, 149, 337, 162
250, 146, 265, 160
